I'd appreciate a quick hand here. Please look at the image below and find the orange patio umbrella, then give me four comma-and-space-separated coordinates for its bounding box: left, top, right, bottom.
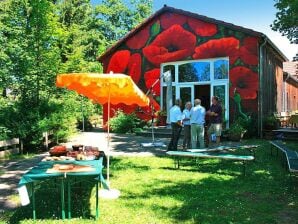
56, 72, 150, 185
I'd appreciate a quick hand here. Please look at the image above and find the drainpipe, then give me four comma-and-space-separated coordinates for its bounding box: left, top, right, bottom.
283, 73, 291, 111
259, 36, 267, 138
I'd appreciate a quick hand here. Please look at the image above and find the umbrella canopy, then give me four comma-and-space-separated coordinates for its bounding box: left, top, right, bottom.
56, 73, 150, 107
56, 72, 150, 184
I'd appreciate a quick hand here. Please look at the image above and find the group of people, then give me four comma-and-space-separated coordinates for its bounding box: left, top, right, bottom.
167, 96, 222, 151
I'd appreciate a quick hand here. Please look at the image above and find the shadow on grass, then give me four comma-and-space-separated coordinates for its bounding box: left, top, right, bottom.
112, 143, 298, 223
108, 134, 169, 156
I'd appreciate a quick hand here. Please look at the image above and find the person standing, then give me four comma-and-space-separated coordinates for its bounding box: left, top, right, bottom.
207, 96, 222, 146
167, 99, 182, 151
190, 99, 206, 149
182, 101, 192, 149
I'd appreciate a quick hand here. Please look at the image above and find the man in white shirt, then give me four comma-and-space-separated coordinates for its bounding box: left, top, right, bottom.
167, 99, 182, 151
182, 101, 192, 149
190, 99, 206, 149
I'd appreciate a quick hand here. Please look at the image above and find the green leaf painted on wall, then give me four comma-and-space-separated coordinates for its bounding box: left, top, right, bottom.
151, 21, 160, 37
234, 93, 241, 104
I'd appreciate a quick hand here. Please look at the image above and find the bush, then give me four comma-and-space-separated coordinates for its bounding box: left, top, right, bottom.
0, 126, 11, 141
236, 116, 257, 138
109, 110, 143, 133
263, 115, 279, 130
227, 120, 246, 136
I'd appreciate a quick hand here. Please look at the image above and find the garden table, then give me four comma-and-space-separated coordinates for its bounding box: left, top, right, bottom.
288, 114, 298, 127
18, 158, 107, 220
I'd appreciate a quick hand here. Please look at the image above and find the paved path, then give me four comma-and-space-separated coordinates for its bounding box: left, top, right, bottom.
0, 131, 170, 212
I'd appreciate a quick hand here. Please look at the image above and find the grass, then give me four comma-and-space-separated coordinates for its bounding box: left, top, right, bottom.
0, 152, 37, 162
0, 139, 297, 224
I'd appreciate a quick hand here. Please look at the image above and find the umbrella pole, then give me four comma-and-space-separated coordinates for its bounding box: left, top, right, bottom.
98, 84, 120, 200
107, 88, 110, 184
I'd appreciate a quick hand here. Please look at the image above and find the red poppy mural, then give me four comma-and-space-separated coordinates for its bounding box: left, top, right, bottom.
107, 50, 141, 84
239, 36, 258, 65
143, 24, 196, 66
126, 26, 150, 50
144, 68, 161, 96
160, 12, 187, 29
101, 10, 262, 124
127, 53, 142, 83
188, 17, 218, 37
230, 66, 258, 100
107, 50, 130, 73
193, 37, 240, 63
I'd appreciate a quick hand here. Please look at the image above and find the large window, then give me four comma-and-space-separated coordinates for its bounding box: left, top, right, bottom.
161, 57, 229, 127
214, 59, 229, 80
178, 62, 210, 82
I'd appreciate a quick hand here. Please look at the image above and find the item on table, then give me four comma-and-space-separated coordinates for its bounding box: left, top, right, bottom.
67, 151, 79, 158
76, 153, 86, 160
55, 164, 74, 170
72, 144, 84, 151
49, 145, 67, 156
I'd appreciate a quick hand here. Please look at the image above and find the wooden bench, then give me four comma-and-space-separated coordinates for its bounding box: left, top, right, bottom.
0, 138, 20, 158
166, 151, 254, 176
269, 140, 298, 173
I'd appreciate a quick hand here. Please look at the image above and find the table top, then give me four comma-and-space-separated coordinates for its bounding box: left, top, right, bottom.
19, 158, 103, 186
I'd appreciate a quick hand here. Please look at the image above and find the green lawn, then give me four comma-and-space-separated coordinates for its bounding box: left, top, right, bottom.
1, 139, 297, 224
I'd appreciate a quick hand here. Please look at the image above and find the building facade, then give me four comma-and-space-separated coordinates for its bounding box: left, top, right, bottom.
98, 6, 296, 134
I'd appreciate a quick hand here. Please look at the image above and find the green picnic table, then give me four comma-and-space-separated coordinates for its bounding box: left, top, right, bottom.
18, 158, 108, 220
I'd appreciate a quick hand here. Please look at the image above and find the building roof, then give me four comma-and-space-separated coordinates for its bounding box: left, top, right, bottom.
283, 61, 298, 84
97, 5, 288, 62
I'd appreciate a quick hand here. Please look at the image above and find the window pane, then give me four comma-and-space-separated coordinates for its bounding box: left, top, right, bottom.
163, 65, 175, 82
178, 62, 210, 82
214, 59, 228, 79
180, 87, 192, 106
162, 86, 176, 111
213, 85, 226, 111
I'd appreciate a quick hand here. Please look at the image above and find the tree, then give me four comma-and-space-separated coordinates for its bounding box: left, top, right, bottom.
95, 0, 153, 46
271, 0, 298, 44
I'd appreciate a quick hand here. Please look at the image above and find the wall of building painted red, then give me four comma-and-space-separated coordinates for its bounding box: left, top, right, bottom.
101, 11, 260, 124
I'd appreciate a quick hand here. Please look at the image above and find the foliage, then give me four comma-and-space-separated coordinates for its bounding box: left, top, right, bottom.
263, 115, 279, 130
109, 110, 143, 133
0, 126, 11, 141
236, 116, 257, 138
1, 140, 298, 223
95, 0, 153, 45
227, 118, 247, 136
271, 0, 298, 44
0, 0, 152, 151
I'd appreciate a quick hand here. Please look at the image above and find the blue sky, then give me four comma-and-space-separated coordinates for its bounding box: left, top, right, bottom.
92, 0, 297, 60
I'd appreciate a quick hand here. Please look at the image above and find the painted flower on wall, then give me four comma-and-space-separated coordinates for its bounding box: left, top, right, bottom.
127, 53, 142, 83
160, 12, 187, 29
107, 50, 141, 84
187, 18, 218, 36
126, 26, 150, 50
143, 24, 196, 66
107, 50, 130, 73
239, 36, 258, 65
192, 37, 240, 63
144, 68, 161, 96
230, 66, 258, 99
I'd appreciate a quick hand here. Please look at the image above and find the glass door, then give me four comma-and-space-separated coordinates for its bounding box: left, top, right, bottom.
211, 83, 229, 128
177, 85, 194, 107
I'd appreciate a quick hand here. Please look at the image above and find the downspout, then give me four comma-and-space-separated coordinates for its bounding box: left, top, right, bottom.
259, 36, 267, 138
283, 73, 291, 111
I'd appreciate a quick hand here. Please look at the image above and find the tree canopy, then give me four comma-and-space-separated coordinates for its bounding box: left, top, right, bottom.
0, 0, 152, 150
271, 0, 298, 44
